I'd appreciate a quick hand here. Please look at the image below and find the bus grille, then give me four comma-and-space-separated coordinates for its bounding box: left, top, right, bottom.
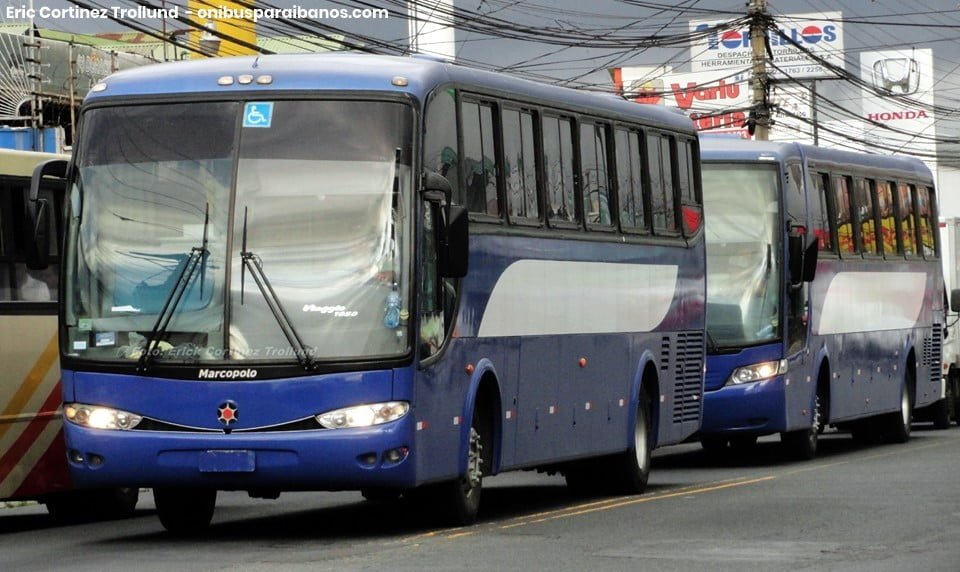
672, 331, 705, 424
923, 325, 943, 387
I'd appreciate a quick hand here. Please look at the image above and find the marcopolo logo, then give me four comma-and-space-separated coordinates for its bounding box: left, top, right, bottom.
198, 368, 259, 380
696, 23, 838, 50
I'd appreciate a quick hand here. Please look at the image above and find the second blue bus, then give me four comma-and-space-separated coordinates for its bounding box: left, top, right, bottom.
699, 138, 944, 459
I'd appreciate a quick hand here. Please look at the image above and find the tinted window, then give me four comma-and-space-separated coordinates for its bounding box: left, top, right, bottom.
615, 128, 645, 231
835, 176, 855, 254
424, 87, 461, 203
897, 183, 918, 256
462, 100, 499, 216
811, 173, 834, 252
647, 133, 677, 232
855, 178, 878, 255
543, 115, 577, 224
877, 181, 897, 254
917, 186, 936, 257
579, 122, 611, 226
677, 139, 696, 205
503, 108, 539, 221
0, 180, 59, 302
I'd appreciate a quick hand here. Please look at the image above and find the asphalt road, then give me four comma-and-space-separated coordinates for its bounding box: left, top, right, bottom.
2, 424, 959, 572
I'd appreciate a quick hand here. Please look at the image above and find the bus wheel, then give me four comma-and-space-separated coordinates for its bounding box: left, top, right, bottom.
700, 435, 728, 457
435, 415, 487, 526
883, 379, 912, 444
930, 398, 951, 430
611, 391, 652, 494
781, 394, 823, 461
97, 487, 140, 519
153, 488, 216, 535
45, 487, 139, 521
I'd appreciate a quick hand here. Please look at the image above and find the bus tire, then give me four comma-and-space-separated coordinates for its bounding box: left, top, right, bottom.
154, 487, 216, 535
610, 390, 652, 494
781, 393, 823, 461
930, 398, 951, 430
883, 375, 913, 444
45, 487, 139, 522
435, 410, 489, 526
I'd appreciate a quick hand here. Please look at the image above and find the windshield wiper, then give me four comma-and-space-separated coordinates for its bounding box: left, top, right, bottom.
137, 202, 210, 372
239, 206, 316, 371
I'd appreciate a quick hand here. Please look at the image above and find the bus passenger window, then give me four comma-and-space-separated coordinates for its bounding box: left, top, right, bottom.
677, 139, 700, 235
502, 108, 539, 221
647, 133, 677, 233
423, 88, 461, 204
897, 183, 917, 256
917, 186, 936, 257
543, 115, 577, 224
462, 100, 499, 216
615, 129, 645, 231
855, 178, 878, 255
579, 122, 611, 226
811, 173, 834, 252
834, 176, 856, 255
877, 181, 896, 254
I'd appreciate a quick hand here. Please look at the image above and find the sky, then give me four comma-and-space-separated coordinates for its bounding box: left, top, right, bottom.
5, 0, 960, 166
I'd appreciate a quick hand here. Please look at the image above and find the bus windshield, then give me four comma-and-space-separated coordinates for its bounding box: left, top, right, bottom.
64, 100, 413, 366
702, 162, 782, 350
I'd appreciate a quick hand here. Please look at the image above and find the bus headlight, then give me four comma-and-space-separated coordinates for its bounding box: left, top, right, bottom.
63, 403, 142, 430
729, 360, 788, 385
316, 402, 409, 429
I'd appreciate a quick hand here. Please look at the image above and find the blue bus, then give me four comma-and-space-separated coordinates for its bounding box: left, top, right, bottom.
699, 138, 944, 459
31, 53, 707, 532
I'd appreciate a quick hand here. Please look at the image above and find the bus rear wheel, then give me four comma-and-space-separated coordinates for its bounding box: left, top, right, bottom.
154, 487, 216, 535
609, 390, 652, 494
882, 380, 912, 444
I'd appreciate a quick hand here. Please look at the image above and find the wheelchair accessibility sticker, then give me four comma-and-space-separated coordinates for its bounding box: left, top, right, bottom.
243, 102, 274, 128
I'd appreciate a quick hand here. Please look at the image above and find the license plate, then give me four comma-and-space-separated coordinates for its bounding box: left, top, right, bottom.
198, 450, 256, 473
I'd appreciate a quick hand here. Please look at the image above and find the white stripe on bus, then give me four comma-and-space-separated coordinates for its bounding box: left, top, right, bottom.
815, 271, 926, 335
478, 260, 679, 337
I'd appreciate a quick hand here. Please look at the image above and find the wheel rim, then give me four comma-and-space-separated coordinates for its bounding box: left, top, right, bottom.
900, 389, 910, 428
464, 426, 483, 495
634, 408, 648, 471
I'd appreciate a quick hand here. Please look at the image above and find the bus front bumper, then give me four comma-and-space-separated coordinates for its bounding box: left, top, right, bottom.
63, 416, 417, 491
700, 377, 786, 436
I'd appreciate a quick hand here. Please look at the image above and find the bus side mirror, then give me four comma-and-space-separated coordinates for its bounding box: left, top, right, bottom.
25, 159, 68, 270
802, 239, 818, 282
421, 172, 468, 278
442, 205, 468, 278
951, 288, 960, 312
788, 231, 818, 286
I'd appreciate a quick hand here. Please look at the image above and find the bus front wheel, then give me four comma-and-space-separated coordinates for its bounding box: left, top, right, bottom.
781, 393, 823, 461
432, 411, 490, 526
154, 487, 216, 535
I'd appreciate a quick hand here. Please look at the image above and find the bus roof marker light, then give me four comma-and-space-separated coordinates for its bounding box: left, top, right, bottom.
91, 82, 107, 93
256, 75, 273, 85
238, 74, 254, 85
217, 76, 234, 86
391, 76, 408, 87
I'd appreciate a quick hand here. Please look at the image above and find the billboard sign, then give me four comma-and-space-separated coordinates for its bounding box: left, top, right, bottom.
689, 12, 844, 80
860, 49, 935, 169
615, 66, 752, 135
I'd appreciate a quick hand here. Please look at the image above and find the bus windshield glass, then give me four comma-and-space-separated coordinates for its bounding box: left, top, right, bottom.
702, 162, 782, 350
64, 100, 413, 365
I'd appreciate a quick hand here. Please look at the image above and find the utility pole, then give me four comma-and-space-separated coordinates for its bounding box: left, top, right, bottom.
749, 0, 770, 140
